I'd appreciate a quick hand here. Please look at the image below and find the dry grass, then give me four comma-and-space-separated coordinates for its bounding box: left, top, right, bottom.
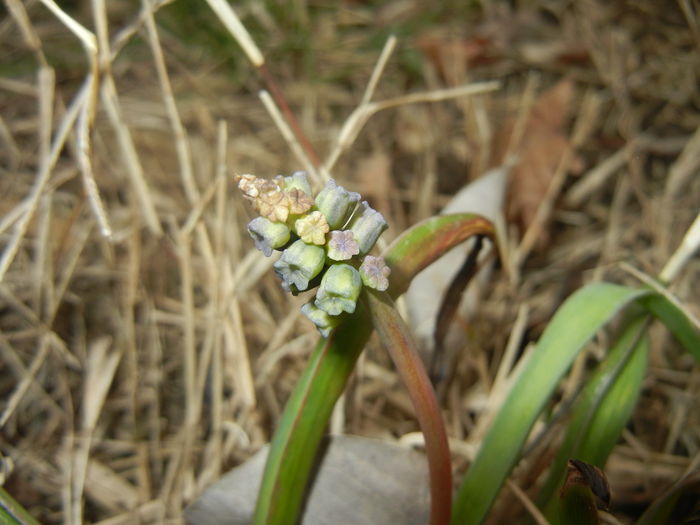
1, 1, 699, 524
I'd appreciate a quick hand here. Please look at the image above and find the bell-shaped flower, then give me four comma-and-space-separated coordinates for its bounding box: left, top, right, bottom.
295, 211, 329, 245
314, 179, 360, 229
359, 255, 391, 291
247, 217, 290, 257
273, 240, 325, 292
315, 263, 362, 316
350, 201, 388, 254
326, 230, 360, 261
301, 301, 341, 337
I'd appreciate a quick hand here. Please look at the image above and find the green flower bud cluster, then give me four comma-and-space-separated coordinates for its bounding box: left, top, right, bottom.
236, 172, 390, 336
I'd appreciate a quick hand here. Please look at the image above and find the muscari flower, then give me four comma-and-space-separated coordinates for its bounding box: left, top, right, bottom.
359, 255, 391, 291
237, 174, 264, 199
256, 188, 290, 223
295, 211, 329, 245
237, 173, 392, 335
314, 179, 360, 229
280, 171, 313, 196
350, 201, 388, 255
286, 188, 314, 215
326, 230, 360, 261
301, 301, 341, 337
278, 172, 313, 216
247, 216, 290, 256
315, 263, 362, 316
273, 239, 325, 292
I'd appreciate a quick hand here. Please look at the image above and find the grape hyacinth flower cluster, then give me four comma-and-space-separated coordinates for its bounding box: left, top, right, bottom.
237, 172, 391, 336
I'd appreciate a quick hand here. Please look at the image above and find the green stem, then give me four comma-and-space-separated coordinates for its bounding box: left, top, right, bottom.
252, 313, 372, 524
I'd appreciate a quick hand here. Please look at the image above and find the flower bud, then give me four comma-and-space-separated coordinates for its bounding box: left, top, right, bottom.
256, 188, 290, 223
326, 230, 360, 261
247, 217, 291, 257
301, 301, 341, 337
236, 174, 261, 198
314, 179, 360, 229
350, 201, 388, 254
315, 263, 362, 316
286, 189, 314, 215
359, 255, 391, 291
273, 240, 325, 292
281, 171, 313, 196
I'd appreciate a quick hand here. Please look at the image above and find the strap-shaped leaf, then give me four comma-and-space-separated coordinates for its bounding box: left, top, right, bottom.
539, 316, 650, 523
254, 214, 494, 525
639, 293, 700, 363
451, 283, 650, 525
386, 214, 494, 297
252, 312, 372, 524
575, 321, 648, 466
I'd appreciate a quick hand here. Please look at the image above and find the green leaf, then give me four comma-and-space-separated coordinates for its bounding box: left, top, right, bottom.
451, 283, 650, 525
252, 313, 372, 524
385, 214, 494, 297
364, 289, 452, 525
254, 214, 494, 525
576, 321, 648, 466
0, 487, 42, 525
558, 483, 600, 525
537, 286, 698, 523
639, 293, 700, 364
187, 435, 434, 524
539, 316, 649, 523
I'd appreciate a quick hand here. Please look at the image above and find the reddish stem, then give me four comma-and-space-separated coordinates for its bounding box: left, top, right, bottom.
364, 289, 453, 525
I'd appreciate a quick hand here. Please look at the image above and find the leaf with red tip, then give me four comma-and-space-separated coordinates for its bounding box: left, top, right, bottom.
253, 214, 494, 525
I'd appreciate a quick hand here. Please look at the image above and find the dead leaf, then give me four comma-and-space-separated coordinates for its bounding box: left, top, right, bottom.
491, 79, 580, 246
562, 459, 611, 510
185, 435, 429, 525
520, 41, 590, 66
417, 35, 498, 83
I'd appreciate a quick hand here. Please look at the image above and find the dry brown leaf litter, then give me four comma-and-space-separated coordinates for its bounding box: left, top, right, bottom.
0, 2, 699, 524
